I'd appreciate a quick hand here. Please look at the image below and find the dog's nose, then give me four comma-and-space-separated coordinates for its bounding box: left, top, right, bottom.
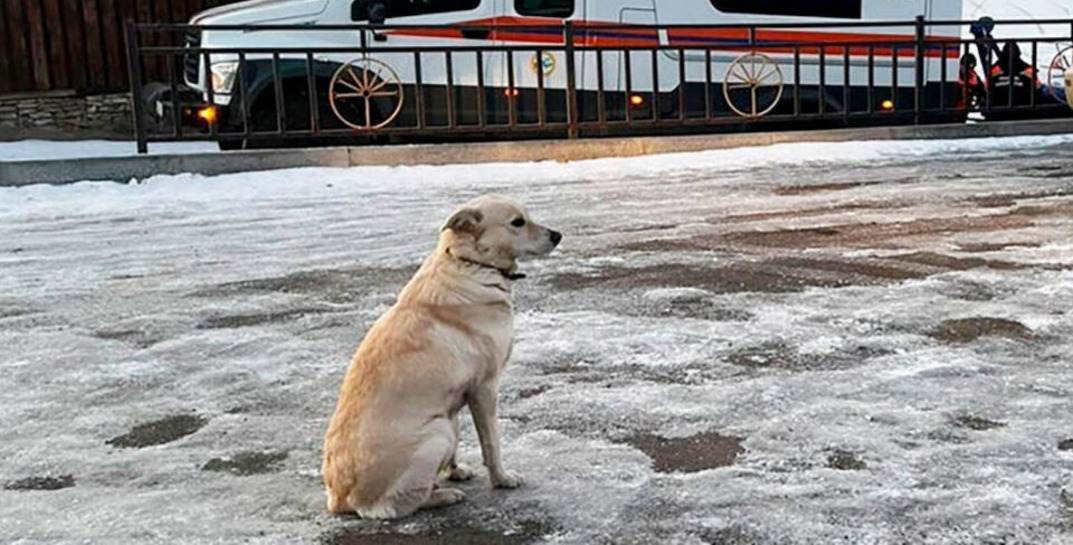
550, 230, 563, 245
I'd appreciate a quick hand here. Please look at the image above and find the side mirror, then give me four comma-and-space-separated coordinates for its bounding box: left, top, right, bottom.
350, 0, 387, 24
350, 0, 368, 21
368, 2, 386, 25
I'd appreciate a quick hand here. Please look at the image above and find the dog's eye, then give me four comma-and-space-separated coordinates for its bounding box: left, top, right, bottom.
511, 217, 526, 228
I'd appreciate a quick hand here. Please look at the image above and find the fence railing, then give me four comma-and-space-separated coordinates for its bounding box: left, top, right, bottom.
126, 18, 1073, 153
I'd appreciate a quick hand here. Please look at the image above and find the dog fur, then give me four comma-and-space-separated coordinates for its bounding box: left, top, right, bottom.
322, 195, 561, 519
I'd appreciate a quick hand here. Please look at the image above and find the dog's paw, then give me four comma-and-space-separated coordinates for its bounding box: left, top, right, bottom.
491, 470, 523, 489
448, 463, 475, 482
422, 487, 466, 510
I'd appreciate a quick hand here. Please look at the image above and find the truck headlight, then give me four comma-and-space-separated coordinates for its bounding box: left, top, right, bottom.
210, 62, 239, 95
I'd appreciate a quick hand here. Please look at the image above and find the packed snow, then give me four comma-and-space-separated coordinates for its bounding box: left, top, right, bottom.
1, 136, 1072, 545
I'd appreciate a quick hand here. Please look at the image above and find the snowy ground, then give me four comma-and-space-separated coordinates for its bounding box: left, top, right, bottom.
2, 136, 1073, 545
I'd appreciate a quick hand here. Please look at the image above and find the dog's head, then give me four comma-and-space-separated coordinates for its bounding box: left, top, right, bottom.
441, 195, 561, 274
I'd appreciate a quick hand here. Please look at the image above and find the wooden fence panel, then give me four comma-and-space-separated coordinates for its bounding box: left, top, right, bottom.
0, 1, 10, 93
0, 0, 245, 95
60, 0, 89, 91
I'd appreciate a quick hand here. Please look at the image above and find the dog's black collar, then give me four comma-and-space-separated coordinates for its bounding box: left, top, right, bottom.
447, 250, 525, 281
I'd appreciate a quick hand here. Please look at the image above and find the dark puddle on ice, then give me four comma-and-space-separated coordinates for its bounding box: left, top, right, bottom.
772, 178, 895, 195
826, 449, 867, 470
92, 328, 163, 348
0, 307, 39, 320
202, 451, 288, 476
550, 251, 1042, 296
4, 474, 75, 491
1059, 439, 1073, 451
323, 519, 553, 545
953, 415, 1007, 431
957, 241, 1042, 253
624, 432, 745, 473
699, 525, 766, 545
191, 266, 415, 304
930, 318, 1033, 344
196, 307, 332, 329
106, 414, 208, 448
726, 341, 890, 371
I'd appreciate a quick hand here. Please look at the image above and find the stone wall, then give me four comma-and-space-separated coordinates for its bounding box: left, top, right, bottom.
0, 93, 132, 137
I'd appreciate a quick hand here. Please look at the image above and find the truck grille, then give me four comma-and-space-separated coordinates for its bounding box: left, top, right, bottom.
184, 31, 201, 86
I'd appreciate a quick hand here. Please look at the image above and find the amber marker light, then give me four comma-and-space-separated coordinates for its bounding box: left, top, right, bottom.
197, 106, 218, 124
630, 94, 645, 107
880, 99, 895, 111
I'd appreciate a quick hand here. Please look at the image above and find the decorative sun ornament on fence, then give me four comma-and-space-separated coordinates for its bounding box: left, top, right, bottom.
328, 58, 405, 130
723, 52, 785, 118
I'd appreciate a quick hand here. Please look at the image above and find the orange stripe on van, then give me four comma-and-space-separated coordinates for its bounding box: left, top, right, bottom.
385, 16, 960, 58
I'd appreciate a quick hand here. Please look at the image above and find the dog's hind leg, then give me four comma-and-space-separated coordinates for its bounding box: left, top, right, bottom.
362, 417, 464, 518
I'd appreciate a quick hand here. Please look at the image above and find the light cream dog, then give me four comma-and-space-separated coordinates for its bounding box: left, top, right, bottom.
322, 195, 561, 519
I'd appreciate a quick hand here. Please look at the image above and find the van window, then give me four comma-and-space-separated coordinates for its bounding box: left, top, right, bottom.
353, 0, 481, 21
709, 0, 861, 19
515, 0, 574, 18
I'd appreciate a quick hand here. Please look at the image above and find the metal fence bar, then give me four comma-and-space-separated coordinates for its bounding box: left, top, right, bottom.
794, 46, 801, 116
867, 45, 874, 114
939, 43, 947, 110
677, 48, 686, 120
1030, 40, 1037, 109
914, 15, 925, 123
445, 51, 456, 128
704, 49, 713, 121
843, 46, 850, 118
271, 52, 286, 134
596, 48, 606, 126
476, 50, 486, 127
650, 48, 660, 121
1007, 40, 1015, 109
305, 53, 320, 133
624, 49, 633, 125
167, 53, 182, 139
125, 20, 149, 153
203, 51, 216, 138
891, 45, 899, 114
237, 52, 250, 138
565, 22, 579, 138
413, 52, 424, 130
506, 51, 516, 127
819, 48, 826, 115
535, 48, 546, 126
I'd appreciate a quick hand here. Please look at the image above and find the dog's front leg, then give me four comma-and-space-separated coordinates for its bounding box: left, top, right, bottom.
468, 380, 522, 489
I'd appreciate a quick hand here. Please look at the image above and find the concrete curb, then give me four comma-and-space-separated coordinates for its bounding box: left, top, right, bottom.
3, 118, 1073, 187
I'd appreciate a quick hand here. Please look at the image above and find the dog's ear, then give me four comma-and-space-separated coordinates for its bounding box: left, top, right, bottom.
442, 208, 484, 236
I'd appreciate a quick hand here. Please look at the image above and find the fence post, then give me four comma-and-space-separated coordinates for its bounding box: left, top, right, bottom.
913, 14, 925, 124
124, 19, 148, 154
564, 20, 579, 139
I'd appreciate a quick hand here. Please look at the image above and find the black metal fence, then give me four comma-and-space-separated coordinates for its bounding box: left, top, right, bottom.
126, 18, 1073, 153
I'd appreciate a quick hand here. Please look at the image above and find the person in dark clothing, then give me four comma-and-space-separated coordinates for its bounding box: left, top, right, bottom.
959, 53, 986, 110
989, 42, 1039, 107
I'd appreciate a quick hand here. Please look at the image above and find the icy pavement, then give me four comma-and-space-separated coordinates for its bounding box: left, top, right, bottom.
0, 140, 217, 162
2, 135, 1073, 545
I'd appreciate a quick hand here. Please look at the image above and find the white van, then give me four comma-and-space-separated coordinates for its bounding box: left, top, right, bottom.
177, 0, 965, 142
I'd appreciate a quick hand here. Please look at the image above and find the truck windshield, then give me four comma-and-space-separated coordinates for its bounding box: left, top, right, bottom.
709, 0, 862, 20
515, 0, 573, 18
